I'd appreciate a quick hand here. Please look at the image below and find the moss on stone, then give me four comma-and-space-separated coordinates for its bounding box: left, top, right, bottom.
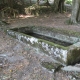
67, 48, 80, 65
41, 62, 59, 71
41, 62, 63, 72
38, 38, 68, 50
33, 26, 80, 37
10, 27, 70, 49
10, 26, 80, 44
7, 25, 80, 38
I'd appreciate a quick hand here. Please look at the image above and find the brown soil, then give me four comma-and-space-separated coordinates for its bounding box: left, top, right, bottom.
0, 13, 80, 80
2, 12, 80, 32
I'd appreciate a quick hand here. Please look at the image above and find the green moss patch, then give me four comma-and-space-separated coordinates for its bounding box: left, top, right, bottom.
41, 62, 59, 71
38, 39, 68, 50
67, 48, 80, 65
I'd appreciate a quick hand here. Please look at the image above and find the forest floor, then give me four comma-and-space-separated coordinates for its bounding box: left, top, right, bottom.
1, 12, 80, 32
0, 12, 80, 80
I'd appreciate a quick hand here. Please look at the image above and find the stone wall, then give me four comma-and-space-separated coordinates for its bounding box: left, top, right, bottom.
7, 26, 80, 66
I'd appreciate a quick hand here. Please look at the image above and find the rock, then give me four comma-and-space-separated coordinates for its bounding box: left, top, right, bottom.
41, 61, 64, 72
67, 42, 80, 65
62, 66, 80, 72
0, 56, 7, 68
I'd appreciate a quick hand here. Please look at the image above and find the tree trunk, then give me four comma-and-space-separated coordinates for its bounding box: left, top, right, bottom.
70, 0, 80, 24
77, 6, 80, 21
30, 0, 31, 4
58, 0, 65, 13
53, 0, 65, 13
37, 0, 39, 5
53, 0, 60, 12
7, 0, 14, 8
46, 0, 50, 8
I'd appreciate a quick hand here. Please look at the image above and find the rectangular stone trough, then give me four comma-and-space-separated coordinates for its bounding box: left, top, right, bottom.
7, 26, 80, 65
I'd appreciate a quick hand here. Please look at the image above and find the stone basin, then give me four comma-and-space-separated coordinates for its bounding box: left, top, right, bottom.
7, 26, 80, 66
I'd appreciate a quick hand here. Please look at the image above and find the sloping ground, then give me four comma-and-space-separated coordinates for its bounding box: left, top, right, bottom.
0, 29, 71, 80
1, 13, 80, 32
0, 30, 55, 80
0, 13, 80, 80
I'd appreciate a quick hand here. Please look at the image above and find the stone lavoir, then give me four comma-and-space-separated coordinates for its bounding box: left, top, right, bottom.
7, 26, 80, 70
